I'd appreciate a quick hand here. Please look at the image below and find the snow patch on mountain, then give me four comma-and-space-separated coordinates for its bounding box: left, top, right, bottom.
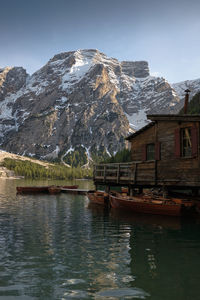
60, 50, 94, 90
125, 109, 149, 130
0, 49, 188, 161
172, 78, 200, 100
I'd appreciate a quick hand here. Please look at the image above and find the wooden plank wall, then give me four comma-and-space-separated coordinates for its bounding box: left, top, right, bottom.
130, 120, 200, 187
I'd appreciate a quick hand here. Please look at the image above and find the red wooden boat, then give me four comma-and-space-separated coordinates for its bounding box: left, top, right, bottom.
87, 190, 109, 205
109, 193, 183, 216
61, 185, 78, 189
48, 186, 61, 194
16, 186, 49, 194
16, 185, 78, 194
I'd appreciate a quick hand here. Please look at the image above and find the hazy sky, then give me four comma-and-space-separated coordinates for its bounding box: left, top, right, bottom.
0, 0, 200, 83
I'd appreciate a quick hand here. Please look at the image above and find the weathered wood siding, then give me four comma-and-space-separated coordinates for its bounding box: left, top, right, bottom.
129, 120, 200, 187
130, 125, 156, 161
156, 120, 200, 186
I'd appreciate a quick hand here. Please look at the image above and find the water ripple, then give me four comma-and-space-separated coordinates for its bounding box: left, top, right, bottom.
0, 180, 200, 299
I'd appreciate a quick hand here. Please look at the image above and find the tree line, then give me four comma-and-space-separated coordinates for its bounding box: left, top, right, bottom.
2, 158, 92, 180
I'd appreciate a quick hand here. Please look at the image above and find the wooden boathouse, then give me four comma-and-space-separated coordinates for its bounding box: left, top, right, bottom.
94, 113, 200, 195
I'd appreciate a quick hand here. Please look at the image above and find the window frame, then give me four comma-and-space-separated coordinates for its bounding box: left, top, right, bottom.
146, 143, 155, 161
180, 127, 192, 158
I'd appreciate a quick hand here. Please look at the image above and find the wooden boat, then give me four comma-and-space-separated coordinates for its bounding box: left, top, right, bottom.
168, 191, 200, 213
16, 185, 78, 194
61, 185, 78, 189
48, 186, 61, 194
109, 193, 183, 216
16, 186, 49, 194
87, 190, 109, 205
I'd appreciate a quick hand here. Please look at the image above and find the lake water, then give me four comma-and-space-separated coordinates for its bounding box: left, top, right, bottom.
0, 179, 200, 300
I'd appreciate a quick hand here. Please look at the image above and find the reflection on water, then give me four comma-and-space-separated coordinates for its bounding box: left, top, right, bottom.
0, 179, 200, 299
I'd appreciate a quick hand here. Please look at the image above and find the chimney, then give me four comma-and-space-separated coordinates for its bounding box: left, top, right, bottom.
184, 89, 191, 114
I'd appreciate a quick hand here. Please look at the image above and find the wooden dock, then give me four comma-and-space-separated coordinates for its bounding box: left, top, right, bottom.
94, 161, 156, 187
61, 188, 89, 195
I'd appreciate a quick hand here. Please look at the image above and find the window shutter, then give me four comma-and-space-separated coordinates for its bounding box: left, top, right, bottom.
175, 128, 181, 158
142, 145, 147, 161
191, 127, 198, 157
155, 142, 161, 160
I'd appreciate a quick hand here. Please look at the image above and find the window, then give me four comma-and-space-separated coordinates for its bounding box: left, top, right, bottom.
175, 127, 198, 158
181, 128, 192, 157
146, 144, 155, 161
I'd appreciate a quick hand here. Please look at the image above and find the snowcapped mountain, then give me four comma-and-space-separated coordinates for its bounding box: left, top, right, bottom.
172, 78, 200, 108
0, 49, 184, 162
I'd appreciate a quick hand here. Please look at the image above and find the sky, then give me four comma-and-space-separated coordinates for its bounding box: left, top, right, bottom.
0, 0, 200, 83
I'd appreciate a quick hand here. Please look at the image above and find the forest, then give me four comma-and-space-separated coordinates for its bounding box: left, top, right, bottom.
1, 148, 131, 179
2, 158, 92, 180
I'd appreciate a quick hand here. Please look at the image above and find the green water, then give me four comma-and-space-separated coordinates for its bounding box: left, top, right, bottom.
0, 179, 200, 300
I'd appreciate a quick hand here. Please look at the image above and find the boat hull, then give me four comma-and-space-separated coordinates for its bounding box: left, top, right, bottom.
16, 186, 49, 194
17, 185, 78, 194
87, 191, 109, 205
109, 194, 182, 216
48, 187, 61, 194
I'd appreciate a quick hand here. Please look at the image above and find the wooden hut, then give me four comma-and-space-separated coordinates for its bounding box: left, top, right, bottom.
94, 114, 200, 195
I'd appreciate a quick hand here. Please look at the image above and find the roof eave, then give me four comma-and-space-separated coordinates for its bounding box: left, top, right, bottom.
125, 122, 155, 141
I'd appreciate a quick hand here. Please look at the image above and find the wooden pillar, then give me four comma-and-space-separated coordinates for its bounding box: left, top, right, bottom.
162, 186, 168, 198
104, 165, 106, 182
105, 185, 110, 193
134, 163, 137, 184
154, 160, 157, 185
117, 164, 120, 184
129, 187, 134, 196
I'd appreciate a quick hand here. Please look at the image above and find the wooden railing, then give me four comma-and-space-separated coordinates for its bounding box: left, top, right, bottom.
94, 161, 156, 185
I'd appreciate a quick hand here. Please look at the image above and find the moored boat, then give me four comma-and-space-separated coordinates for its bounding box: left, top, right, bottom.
109, 193, 184, 216
87, 190, 109, 205
48, 186, 61, 194
16, 186, 49, 194
16, 185, 78, 194
61, 185, 78, 189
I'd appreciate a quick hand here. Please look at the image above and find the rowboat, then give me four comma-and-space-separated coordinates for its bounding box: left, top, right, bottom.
48, 186, 61, 194
109, 193, 186, 217
16, 185, 78, 194
87, 190, 109, 205
61, 185, 78, 189
16, 186, 49, 194
168, 192, 200, 213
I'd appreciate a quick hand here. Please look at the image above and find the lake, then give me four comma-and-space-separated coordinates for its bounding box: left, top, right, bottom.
0, 179, 200, 300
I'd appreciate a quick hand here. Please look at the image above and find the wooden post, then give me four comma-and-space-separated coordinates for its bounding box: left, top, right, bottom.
134, 163, 137, 184
155, 160, 157, 185
105, 185, 110, 193
104, 165, 106, 182
162, 186, 168, 198
117, 164, 120, 183
129, 186, 133, 196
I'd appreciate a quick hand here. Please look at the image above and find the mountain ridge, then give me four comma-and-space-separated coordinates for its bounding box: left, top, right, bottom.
0, 49, 199, 165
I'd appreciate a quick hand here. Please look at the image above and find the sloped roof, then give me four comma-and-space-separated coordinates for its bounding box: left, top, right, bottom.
125, 122, 155, 141
126, 114, 200, 141
147, 114, 200, 121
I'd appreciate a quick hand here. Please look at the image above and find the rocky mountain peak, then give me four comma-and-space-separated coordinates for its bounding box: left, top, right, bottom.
0, 67, 27, 102
0, 49, 190, 165
172, 78, 200, 110
121, 61, 149, 78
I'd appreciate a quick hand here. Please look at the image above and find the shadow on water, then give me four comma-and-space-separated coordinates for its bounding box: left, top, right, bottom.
88, 203, 200, 300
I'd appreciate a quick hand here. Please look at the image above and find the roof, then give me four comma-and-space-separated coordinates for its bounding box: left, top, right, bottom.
126, 114, 200, 141
147, 114, 200, 122
125, 122, 155, 141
